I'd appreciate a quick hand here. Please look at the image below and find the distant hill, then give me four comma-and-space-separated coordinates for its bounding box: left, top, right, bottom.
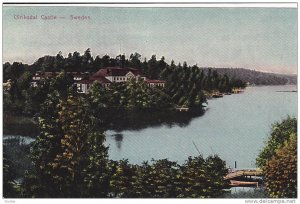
201, 68, 297, 85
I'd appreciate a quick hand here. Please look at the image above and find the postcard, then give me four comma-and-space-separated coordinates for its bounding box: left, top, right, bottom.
2, 2, 298, 201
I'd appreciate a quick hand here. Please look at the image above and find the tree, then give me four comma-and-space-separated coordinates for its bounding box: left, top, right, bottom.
102, 54, 111, 67
256, 117, 297, 168
108, 156, 227, 198
109, 159, 140, 198
17, 71, 32, 91
116, 54, 127, 68
32, 56, 55, 72
3, 152, 19, 198
93, 55, 102, 70
147, 55, 159, 79
3, 62, 12, 80
129, 52, 142, 69
178, 155, 227, 198
22, 91, 110, 198
53, 51, 64, 72
64, 53, 73, 71
72, 51, 82, 71
10, 62, 25, 80
256, 117, 297, 198
82, 48, 94, 71
263, 133, 297, 198
138, 159, 179, 198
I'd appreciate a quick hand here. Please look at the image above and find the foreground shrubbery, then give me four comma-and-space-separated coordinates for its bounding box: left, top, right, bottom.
257, 117, 297, 198
3, 91, 228, 198
109, 155, 227, 198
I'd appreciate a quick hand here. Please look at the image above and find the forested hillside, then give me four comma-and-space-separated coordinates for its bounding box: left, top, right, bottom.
201, 68, 296, 85
3, 49, 296, 85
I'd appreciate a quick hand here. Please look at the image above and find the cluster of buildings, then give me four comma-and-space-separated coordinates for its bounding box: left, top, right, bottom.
31, 67, 166, 93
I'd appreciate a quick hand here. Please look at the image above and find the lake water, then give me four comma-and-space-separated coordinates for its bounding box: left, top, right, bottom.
105, 85, 297, 169
3, 135, 35, 145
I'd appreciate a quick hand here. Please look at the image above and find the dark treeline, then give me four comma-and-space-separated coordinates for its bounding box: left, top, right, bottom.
162, 62, 245, 109
3, 49, 246, 117
3, 49, 248, 86
3, 50, 161, 80
4, 49, 295, 86
201, 68, 297, 85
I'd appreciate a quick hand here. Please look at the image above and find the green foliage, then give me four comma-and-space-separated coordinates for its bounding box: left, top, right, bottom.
263, 133, 297, 198
4, 51, 242, 198
87, 78, 173, 112
3, 152, 19, 198
3, 113, 39, 136
4, 71, 75, 116
256, 117, 297, 198
3, 62, 27, 81
109, 160, 140, 197
137, 159, 179, 198
3, 50, 249, 117
3, 137, 32, 180
9, 87, 228, 198
163, 65, 206, 109
177, 155, 228, 198
22, 91, 110, 198
201, 67, 294, 85
256, 117, 297, 168
108, 156, 228, 198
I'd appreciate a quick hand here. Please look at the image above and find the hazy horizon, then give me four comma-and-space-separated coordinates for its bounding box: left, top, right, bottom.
3, 6, 297, 75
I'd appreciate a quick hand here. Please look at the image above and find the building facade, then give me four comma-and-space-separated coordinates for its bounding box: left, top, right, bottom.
31, 67, 165, 94
76, 67, 165, 93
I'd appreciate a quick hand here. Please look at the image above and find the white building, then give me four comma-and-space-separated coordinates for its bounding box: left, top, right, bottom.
30, 68, 166, 94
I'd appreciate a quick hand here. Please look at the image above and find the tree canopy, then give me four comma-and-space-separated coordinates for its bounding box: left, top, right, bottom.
256, 117, 297, 198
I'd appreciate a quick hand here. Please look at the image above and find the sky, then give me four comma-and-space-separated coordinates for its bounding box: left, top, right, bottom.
2, 6, 298, 74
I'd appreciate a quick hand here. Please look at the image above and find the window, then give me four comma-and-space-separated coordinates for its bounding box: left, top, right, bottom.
77, 84, 83, 92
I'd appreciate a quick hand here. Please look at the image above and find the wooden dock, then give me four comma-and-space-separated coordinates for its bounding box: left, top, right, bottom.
229, 180, 259, 188
225, 169, 263, 180
225, 169, 263, 188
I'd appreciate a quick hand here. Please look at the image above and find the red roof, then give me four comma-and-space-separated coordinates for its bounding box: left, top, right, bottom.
92, 76, 112, 84
93, 67, 142, 77
78, 76, 112, 84
145, 79, 166, 83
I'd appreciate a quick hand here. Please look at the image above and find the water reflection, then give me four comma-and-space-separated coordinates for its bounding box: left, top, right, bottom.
112, 133, 124, 150
105, 85, 297, 168
3, 136, 32, 179
3, 135, 35, 145
104, 109, 205, 132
